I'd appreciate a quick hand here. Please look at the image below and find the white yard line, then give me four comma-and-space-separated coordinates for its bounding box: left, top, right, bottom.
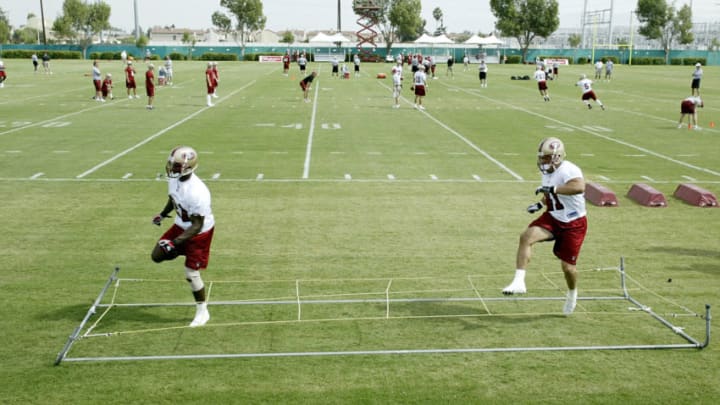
76, 81, 256, 178
443, 83, 720, 178
302, 81, 320, 179
376, 81, 524, 181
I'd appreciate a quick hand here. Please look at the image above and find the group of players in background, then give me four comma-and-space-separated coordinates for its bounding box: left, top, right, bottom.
83, 52, 220, 110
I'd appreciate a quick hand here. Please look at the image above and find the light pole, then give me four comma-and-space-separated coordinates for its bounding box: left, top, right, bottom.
39, 0, 48, 46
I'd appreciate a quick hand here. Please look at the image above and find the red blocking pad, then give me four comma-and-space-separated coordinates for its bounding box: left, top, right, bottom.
585, 182, 618, 207
673, 183, 718, 207
627, 183, 667, 207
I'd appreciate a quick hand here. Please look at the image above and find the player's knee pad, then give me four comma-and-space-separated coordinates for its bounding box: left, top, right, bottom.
185, 267, 204, 292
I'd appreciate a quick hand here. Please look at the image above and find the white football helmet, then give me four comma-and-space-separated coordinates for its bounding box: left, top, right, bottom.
537, 137, 566, 174
166, 146, 198, 178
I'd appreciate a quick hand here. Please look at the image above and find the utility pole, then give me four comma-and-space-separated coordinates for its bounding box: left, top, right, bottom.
134, 0, 140, 39
39, 0, 48, 46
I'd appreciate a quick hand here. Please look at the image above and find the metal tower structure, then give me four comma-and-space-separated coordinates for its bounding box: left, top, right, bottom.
353, 0, 382, 59
581, 0, 615, 48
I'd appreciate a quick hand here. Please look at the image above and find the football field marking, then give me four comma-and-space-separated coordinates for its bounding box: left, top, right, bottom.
376, 81, 523, 181
444, 83, 720, 178
302, 80, 320, 179
75, 81, 257, 179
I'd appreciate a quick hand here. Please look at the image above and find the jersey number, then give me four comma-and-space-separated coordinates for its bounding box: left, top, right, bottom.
546, 191, 565, 212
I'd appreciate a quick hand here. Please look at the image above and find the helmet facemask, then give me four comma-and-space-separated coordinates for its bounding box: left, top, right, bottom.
166, 146, 198, 178
537, 138, 565, 174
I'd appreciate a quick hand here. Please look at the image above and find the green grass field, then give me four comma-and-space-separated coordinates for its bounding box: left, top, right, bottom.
1, 57, 718, 403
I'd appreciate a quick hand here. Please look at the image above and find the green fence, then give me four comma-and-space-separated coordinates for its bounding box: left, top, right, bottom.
1, 43, 717, 65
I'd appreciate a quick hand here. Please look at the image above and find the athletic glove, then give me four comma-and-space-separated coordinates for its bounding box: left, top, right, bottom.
535, 185, 556, 195
527, 202, 544, 214
152, 213, 170, 226
158, 239, 176, 253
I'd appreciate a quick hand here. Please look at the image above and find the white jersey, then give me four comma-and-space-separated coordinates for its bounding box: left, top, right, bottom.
92, 66, 101, 81
576, 78, 594, 94
692, 68, 703, 80
541, 160, 586, 223
478, 63, 488, 73
413, 70, 426, 86
392, 66, 402, 85
594, 61, 603, 71
534, 70, 546, 82
167, 173, 215, 233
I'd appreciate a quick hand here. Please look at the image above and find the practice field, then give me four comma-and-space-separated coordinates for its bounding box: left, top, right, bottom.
1, 59, 718, 403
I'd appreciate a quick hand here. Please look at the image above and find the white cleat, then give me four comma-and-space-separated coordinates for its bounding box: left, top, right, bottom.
207, 103, 214, 107
189, 308, 210, 327
212, 94, 219, 99
502, 281, 527, 295
563, 292, 577, 315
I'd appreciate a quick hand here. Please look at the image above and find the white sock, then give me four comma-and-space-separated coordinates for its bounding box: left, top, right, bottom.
196, 302, 208, 312
568, 288, 577, 299
514, 269, 526, 282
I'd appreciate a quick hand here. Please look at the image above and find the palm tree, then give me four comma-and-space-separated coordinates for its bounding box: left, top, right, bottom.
432, 7, 445, 35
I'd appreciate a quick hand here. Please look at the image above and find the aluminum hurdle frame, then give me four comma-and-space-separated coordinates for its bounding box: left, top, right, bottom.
54, 258, 710, 365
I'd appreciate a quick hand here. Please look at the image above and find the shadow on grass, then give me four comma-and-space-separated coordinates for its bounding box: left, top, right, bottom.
44, 303, 187, 328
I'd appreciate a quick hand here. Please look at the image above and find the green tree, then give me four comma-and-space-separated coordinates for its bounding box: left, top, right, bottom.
710, 37, 720, 52
490, 0, 559, 63
12, 26, 40, 44
454, 30, 473, 44
52, 0, 111, 58
181, 31, 196, 60
211, 10, 232, 41
279, 30, 294, 44
432, 7, 445, 35
635, 0, 693, 64
217, 0, 266, 56
135, 33, 148, 56
387, 0, 423, 44
568, 33, 582, 48
0, 8, 12, 43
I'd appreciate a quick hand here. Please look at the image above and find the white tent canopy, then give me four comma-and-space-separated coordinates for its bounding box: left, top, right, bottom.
431, 34, 454, 44
414, 33, 436, 44
415, 33, 454, 44
464, 33, 504, 46
327, 32, 350, 43
309, 32, 335, 43
464, 34, 485, 45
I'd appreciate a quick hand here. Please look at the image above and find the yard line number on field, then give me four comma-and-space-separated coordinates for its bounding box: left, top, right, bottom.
76, 81, 257, 179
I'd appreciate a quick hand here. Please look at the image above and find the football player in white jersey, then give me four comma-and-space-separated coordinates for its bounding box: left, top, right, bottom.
151, 146, 216, 327
392, 62, 403, 108
575, 74, 605, 110
534, 65, 549, 101
413, 65, 428, 110
503, 137, 588, 315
